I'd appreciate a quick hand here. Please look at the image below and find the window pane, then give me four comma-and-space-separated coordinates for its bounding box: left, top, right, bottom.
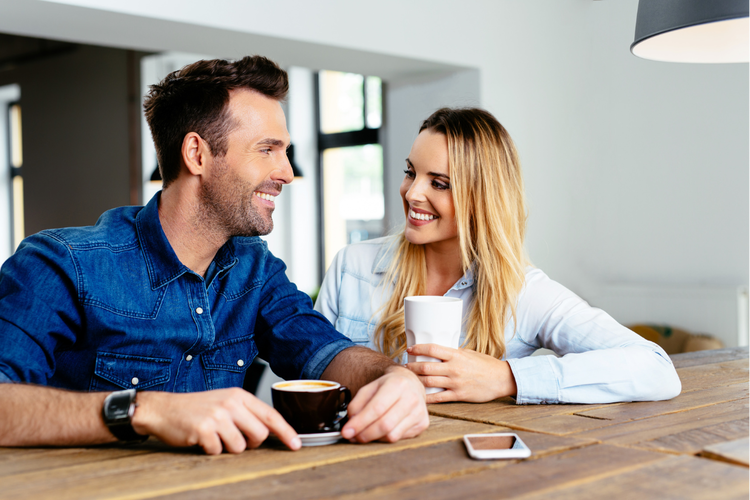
319, 71, 364, 134
323, 144, 384, 268
366, 76, 382, 129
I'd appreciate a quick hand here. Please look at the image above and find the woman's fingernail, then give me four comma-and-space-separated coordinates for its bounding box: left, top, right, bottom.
342, 427, 355, 439
291, 437, 301, 449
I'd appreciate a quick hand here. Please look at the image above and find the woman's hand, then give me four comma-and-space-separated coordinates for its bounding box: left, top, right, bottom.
405, 344, 518, 404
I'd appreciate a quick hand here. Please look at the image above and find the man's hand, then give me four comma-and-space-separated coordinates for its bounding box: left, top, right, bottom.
340, 365, 429, 443
133, 388, 301, 455
405, 344, 518, 403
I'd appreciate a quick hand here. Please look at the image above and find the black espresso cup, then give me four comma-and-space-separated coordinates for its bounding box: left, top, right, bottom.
271, 380, 351, 434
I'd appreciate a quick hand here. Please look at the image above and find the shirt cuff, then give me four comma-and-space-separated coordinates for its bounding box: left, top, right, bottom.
507, 355, 560, 404
301, 338, 354, 380
0, 369, 14, 383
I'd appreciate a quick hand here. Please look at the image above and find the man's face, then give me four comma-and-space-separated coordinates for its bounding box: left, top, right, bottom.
199, 89, 292, 237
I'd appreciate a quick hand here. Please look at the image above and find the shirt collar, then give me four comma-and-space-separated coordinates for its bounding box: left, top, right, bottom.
136, 192, 238, 289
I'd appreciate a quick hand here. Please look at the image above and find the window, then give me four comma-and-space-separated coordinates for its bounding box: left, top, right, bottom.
317, 70, 383, 272
8, 102, 23, 251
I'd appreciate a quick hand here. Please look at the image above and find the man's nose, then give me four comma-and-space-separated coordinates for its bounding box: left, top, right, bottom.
275, 151, 294, 185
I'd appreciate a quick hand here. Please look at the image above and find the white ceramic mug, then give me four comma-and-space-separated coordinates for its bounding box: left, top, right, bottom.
404, 296, 463, 394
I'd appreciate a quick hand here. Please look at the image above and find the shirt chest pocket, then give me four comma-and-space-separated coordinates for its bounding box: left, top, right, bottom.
91, 352, 171, 392
201, 335, 257, 390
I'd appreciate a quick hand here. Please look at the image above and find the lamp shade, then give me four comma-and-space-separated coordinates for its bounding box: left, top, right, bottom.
631, 0, 749, 63
286, 144, 304, 180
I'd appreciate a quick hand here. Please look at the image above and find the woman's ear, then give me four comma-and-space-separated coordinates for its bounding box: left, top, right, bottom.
181, 132, 210, 177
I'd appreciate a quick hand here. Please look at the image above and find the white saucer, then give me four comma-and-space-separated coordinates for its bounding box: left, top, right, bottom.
298, 431, 342, 447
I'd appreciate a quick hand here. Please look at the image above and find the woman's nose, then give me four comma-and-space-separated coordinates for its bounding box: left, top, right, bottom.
405, 179, 428, 203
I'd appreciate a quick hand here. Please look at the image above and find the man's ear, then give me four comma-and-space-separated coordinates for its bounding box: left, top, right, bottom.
181, 132, 210, 176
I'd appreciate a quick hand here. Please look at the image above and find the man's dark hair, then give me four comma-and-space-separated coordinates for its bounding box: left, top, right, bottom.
143, 56, 288, 187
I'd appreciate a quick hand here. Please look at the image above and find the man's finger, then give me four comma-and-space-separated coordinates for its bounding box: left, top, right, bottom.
342, 384, 400, 441
217, 419, 250, 454
241, 394, 300, 450
344, 379, 379, 418
231, 408, 271, 449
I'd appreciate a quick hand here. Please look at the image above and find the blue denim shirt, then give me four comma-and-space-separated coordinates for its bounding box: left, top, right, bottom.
0, 193, 353, 391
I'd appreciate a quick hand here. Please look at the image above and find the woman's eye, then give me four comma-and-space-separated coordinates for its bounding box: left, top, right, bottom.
432, 180, 450, 190
403, 169, 415, 179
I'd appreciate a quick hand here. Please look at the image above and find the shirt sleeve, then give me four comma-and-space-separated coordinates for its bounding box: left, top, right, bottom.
0, 233, 81, 384
313, 245, 345, 326
253, 247, 354, 381
507, 269, 682, 404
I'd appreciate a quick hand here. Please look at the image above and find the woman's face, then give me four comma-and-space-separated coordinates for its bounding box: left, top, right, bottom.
400, 130, 458, 248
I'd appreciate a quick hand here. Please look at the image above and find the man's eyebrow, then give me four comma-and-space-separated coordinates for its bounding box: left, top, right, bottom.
256, 138, 286, 147
405, 158, 450, 180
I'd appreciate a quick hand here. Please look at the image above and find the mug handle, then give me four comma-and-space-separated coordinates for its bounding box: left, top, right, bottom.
333, 386, 351, 428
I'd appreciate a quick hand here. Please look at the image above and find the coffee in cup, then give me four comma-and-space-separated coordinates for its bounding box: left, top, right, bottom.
271, 380, 351, 434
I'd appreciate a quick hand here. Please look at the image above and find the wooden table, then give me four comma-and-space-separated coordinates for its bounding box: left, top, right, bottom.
1, 347, 747, 499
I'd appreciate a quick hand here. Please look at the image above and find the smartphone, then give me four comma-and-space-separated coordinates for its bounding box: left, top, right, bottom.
463, 433, 532, 460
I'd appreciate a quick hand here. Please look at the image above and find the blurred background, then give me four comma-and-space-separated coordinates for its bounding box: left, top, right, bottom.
0, 1, 746, 395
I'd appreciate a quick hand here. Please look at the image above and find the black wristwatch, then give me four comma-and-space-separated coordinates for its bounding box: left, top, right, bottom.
102, 389, 148, 443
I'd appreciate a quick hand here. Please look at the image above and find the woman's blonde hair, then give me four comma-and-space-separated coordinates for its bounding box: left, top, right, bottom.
374, 107, 528, 360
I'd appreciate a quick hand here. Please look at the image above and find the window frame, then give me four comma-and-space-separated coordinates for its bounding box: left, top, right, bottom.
314, 71, 384, 279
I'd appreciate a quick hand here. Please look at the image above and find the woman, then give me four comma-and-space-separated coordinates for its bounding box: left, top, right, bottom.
315, 107, 681, 405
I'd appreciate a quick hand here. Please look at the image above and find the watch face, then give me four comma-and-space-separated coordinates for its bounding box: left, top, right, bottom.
105, 391, 134, 421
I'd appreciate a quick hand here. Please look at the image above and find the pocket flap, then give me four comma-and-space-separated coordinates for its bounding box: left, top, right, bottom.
94, 352, 171, 390
201, 335, 257, 373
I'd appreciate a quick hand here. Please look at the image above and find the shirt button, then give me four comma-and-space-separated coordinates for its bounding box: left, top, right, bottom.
196, 307, 203, 315
461, 282, 467, 285
131, 377, 139, 386
237, 359, 245, 367
186, 355, 193, 361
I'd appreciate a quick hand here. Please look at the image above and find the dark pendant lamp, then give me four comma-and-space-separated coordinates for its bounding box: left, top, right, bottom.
631, 0, 749, 63
287, 144, 304, 180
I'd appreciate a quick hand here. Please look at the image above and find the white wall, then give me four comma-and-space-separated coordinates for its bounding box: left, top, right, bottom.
1, 0, 747, 342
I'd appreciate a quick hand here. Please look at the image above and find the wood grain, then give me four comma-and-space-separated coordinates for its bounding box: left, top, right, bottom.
0, 416, 507, 500
330, 444, 669, 500
676, 359, 749, 393
515, 455, 749, 500
428, 398, 617, 429
0, 445, 152, 477
573, 399, 749, 454
150, 431, 594, 500
701, 437, 750, 467
670, 346, 748, 369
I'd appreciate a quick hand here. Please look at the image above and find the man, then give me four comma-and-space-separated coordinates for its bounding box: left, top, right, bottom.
0, 56, 429, 455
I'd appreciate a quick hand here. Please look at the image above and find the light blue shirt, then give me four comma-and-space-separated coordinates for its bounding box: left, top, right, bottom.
314, 237, 681, 405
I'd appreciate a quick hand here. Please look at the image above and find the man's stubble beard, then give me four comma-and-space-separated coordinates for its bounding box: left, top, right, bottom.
198, 157, 278, 238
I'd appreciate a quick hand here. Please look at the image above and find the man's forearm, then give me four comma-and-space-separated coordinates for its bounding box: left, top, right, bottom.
321, 346, 406, 394
0, 384, 115, 447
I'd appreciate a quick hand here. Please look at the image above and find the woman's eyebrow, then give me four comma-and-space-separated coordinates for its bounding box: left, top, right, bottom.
406, 158, 450, 180
429, 172, 450, 180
